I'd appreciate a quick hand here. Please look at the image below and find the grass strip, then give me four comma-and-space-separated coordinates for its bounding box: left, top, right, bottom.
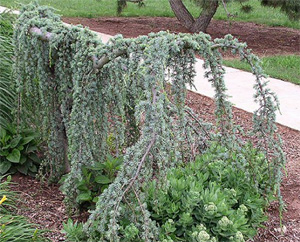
223, 55, 300, 85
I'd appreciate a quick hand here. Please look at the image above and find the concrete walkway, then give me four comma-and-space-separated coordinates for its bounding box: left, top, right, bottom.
1, 6, 299, 131
0, 6, 19, 15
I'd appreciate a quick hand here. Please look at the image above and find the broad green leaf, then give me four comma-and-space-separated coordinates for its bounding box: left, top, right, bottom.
21, 129, 38, 137
20, 156, 27, 164
0, 160, 11, 174
92, 197, 99, 203
28, 154, 40, 164
29, 164, 37, 173
76, 191, 92, 202
2, 144, 11, 149
95, 175, 112, 184
6, 149, 21, 163
0, 128, 6, 139
86, 163, 105, 171
16, 164, 28, 175
20, 136, 35, 146
0, 150, 9, 156
26, 145, 38, 153
101, 184, 109, 192
10, 135, 22, 148
77, 183, 89, 191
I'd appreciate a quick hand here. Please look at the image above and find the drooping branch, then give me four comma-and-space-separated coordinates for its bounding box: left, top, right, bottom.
113, 87, 158, 217
29, 26, 128, 69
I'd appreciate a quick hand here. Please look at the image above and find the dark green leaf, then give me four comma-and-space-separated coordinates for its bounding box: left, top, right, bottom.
77, 183, 89, 191
95, 175, 112, 184
101, 184, 109, 192
10, 135, 22, 148
0, 160, 11, 174
16, 164, 28, 175
29, 164, 38, 173
0, 150, 9, 156
0, 128, 7, 139
28, 153, 40, 164
2, 144, 11, 149
6, 149, 21, 163
26, 145, 38, 153
20, 136, 35, 146
92, 196, 99, 203
76, 191, 92, 202
20, 156, 27, 164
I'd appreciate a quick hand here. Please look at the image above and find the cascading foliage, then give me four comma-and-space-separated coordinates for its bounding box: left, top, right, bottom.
14, 3, 285, 241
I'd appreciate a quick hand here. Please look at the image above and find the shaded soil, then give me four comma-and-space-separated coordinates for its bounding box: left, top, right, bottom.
10, 18, 300, 241
63, 17, 300, 57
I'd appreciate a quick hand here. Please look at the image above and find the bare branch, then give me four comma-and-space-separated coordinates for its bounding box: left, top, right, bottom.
92, 49, 127, 69
221, 0, 235, 18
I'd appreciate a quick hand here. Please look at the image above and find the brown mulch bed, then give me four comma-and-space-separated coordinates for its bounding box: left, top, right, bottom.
63, 17, 300, 57
10, 18, 300, 241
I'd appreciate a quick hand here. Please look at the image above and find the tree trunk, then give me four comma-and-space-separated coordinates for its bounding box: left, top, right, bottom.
169, 0, 219, 33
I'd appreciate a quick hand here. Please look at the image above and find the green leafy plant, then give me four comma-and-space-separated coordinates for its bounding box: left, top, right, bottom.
61, 155, 123, 208
62, 219, 88, 242
77, 154, 122, 206
145, 144, 271, 242
0, 125, 40, 176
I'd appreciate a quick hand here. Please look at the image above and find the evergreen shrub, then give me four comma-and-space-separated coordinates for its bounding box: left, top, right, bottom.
14, 3, 285, 241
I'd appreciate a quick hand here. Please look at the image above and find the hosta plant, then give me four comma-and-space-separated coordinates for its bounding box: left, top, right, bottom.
0, 125, 40, 176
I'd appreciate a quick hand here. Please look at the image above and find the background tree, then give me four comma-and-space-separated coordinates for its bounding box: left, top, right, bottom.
118, 0, 300, 32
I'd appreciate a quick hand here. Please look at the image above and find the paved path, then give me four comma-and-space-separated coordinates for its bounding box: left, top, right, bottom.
1, 6, 299, 131
0, 6, 19, 14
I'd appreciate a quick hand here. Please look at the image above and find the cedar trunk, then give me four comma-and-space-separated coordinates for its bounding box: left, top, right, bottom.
169, 0, 219, 33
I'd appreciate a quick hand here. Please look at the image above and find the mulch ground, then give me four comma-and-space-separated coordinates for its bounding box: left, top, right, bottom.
11, 17, 300, 241
63, 17, 300, 57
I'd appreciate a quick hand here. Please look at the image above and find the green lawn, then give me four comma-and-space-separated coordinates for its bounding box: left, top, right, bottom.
1, 0, 300, 29
223, 55, 300, 85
